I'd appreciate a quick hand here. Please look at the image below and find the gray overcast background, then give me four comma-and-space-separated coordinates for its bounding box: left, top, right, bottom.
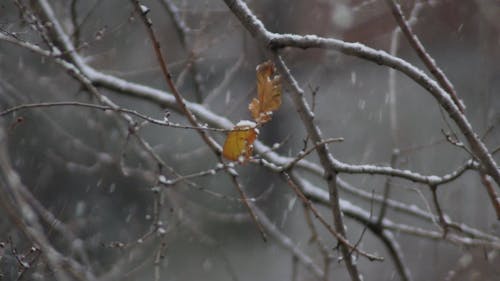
1, 0, 499, 280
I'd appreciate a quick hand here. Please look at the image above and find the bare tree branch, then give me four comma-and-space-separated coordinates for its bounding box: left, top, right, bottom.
385, 0, 465, 113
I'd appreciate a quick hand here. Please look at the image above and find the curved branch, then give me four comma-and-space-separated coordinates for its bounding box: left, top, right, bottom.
385, 0, 464, 113
222, 0, 500, 208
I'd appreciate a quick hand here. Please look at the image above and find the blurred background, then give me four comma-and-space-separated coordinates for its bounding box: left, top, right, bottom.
1, 0, 499, 280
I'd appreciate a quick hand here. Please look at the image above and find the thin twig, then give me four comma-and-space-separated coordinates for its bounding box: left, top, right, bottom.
13, 0, 56, 52
251, 206, 324, 279
284, 172, 384, 262
0, 125, 96, 281
0, 32, 476, 187
385, 0, 465, 113
130, 0, 267, 241
429, 185, 450, 236
131, 0, 222, 152
219, 9, 499, 276
0, 101, 233, 132
69, 0, 81, 47
2, 26, 494, 250
282, 138, 344, 171
273, 54, 364, 280
263, 14, 500, 189
349, 191, 375, 258
480, 172, 500, 220
376, 150, 399, 225
158, 0, 205, 102
4, 3, 500, 280
302, 202, 332, 281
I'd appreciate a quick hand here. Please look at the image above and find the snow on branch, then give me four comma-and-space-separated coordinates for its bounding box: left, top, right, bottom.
222, 0, 500, 212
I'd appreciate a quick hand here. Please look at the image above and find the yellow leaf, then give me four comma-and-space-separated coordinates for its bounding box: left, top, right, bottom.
222, 121, 258, 162
249, 60, 282, 124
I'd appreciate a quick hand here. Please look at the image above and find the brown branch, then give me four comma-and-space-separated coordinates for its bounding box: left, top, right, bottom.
158, 0, 205, 103
130, 0, 219, 152
430, 185, 450, 236
0, 101, 232, 132
224, 0, 500, 214
283, 172, 383, 262
273, 55, 365, 280
0, 124, 97, 281
385, 0, 465, 113
302, 203, 332, 281
349, 191, 375, 258
69, 0, 81, 47
480, 172, 500, 220
130, 0, 267, 241
376, 151, 399, 225
282, 137, 344, 172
